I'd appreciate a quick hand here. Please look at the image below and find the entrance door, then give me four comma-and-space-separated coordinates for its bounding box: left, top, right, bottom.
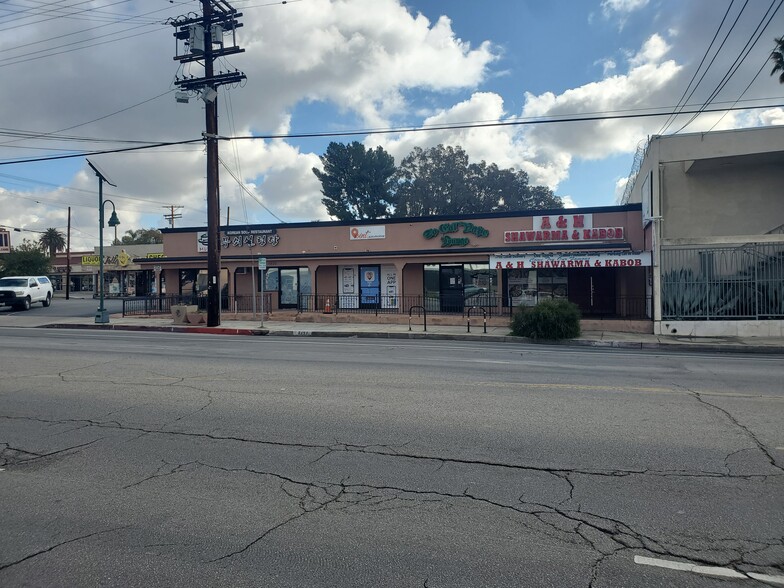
359, 265, 380, 309
568, 269, 616, 316
280, 268, 299, 309
440, 265, 464, 312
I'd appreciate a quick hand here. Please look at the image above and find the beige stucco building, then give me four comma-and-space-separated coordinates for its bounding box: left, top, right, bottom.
138, 204, 651, 331
625, 125, 784, 337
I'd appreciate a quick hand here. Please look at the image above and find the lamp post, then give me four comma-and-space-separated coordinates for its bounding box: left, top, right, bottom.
87, 159, 120, 324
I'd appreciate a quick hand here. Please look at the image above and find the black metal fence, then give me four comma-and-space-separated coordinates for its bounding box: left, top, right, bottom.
123, 292, 652, 319
122, 294, 274, 316
297, 294, 510, 317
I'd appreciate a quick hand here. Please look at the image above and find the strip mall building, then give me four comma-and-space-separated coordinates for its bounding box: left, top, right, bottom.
140, 203, 652, 332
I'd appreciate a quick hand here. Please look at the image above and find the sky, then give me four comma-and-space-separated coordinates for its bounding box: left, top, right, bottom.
0, 0, 782, 250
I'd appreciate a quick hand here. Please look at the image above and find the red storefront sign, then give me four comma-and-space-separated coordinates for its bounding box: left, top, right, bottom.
504, 227, 624, 243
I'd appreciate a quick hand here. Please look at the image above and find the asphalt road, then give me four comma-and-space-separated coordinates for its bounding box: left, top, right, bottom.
0, 328, 782, 587
0, 296, 124, 318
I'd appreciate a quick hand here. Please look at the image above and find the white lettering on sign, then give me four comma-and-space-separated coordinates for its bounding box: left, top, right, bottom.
490, 251, 651, 269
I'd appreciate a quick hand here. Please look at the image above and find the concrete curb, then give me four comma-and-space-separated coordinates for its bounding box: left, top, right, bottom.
37, 322, 784, 353
43, 323, 269, 336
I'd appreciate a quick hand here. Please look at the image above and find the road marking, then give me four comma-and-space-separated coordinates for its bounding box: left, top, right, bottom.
634, 556, 784, 584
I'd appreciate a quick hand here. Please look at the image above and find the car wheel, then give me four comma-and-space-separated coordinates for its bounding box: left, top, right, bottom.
42, 293, 52, 307
22, 297, 31, 311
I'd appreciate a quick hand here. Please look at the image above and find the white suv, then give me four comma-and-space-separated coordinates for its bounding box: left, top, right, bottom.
0, 276, 54, 310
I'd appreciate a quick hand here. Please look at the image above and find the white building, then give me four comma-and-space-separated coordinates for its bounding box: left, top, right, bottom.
626, 126, 784, 337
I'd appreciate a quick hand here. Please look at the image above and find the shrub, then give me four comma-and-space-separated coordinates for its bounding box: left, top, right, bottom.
510, 299, 581, 340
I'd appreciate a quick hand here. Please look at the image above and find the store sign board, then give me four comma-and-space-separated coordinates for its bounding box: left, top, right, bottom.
423, 221, 489, 248
491, 251, 651, 269
198, 229, 280, 252
504, 227, 624, 243
350, 226, 385, 240
80, 251, 136, 267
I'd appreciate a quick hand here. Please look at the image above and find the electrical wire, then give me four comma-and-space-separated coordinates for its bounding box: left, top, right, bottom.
1, 101, 783, 167
673, 0, 782, 133
657, 0, 736, 135
0, 90, 178, 147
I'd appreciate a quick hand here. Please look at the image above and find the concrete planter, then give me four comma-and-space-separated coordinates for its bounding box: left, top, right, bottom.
172, 304, 198, 324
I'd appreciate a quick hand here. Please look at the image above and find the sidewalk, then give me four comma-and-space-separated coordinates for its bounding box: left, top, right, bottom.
31, 313, 784, 354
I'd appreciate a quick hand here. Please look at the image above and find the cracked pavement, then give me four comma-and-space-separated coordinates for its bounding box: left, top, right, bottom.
0, 329, 783, 587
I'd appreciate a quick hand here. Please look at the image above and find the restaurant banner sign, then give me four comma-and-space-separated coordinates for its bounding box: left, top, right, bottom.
491, 250, 651, 269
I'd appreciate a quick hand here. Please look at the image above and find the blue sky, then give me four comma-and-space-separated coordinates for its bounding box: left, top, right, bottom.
1, 0, 782, 248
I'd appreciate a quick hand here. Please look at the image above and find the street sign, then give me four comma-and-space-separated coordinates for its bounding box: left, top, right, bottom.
258, 257, 267, 270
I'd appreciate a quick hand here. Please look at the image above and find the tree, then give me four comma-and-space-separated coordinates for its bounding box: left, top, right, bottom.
119, 228, 163, 245
392, 145, 474, 217
0, 239, 52, 277
313, 141, 396, 221
771, 36, 784, 84
391, 144, 563, 217
38, 228, 66, 258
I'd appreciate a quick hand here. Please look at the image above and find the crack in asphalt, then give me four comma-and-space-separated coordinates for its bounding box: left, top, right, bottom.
0, 438, 101, 468
677, 383, 784, 475
118, 458, 784, 575
0, 527, 127, 571
3, 414, 778, 483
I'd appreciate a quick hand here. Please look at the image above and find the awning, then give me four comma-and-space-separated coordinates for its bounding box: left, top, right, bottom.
490, 250, 651, 269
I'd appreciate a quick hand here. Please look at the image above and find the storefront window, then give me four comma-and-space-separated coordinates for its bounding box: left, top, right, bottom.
424, 264, 439, 310
262, 268, 279, 292
463, 263, 496, 304
507, 269, 569, 307
180, 269, 198, 297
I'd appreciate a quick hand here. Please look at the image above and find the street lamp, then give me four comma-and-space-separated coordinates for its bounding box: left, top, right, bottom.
87, 159, 120, 324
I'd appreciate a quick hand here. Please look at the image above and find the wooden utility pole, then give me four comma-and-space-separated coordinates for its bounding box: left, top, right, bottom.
171, 0, 246, 327
163, 205, 183, 228
65, 206, 71, 300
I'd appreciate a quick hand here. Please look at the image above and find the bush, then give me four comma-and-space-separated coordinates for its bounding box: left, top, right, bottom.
510, 299, 581, 340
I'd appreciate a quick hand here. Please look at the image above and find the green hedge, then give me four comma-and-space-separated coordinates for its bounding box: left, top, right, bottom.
510, 299, 581, 340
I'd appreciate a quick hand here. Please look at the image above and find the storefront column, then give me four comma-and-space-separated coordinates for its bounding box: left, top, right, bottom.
496, 266, 504, 315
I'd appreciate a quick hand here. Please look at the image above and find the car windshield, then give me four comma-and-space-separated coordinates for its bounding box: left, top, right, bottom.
0, 278, 27, 287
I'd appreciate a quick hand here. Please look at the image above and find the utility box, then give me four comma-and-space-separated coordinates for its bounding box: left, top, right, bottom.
189, 25, 205, 54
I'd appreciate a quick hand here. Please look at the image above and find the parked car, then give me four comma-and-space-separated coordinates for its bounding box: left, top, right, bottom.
0, 276, 54, 310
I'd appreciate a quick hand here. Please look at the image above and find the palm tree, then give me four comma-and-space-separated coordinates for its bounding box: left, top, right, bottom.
39, 228, 66, 258
771, 36, 784, 84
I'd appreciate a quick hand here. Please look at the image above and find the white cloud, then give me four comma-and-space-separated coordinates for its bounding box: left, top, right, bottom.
0, 0, 498, 247
601, 0, 649, 17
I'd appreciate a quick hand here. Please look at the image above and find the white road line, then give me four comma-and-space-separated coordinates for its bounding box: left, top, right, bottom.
634, 556, 784, 584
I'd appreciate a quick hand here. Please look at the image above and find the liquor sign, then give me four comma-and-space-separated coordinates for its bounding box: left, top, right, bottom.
490, 250, 651, 269
350, 226, 385, 240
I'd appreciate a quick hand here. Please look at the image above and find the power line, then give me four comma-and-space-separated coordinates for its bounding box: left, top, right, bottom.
674, 0, 782, 133
657, 0, 736, 135
1, 102, 782, 167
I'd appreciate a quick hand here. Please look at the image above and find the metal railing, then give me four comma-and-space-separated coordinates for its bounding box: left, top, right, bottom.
661, 243, 784, 320
123, 293, 274, 316
297, 294, 509, 317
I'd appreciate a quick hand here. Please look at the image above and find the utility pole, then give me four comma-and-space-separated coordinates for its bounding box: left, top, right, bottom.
163, 205, 183, 228
171, 0, 246, 327
66, 206, 71, 300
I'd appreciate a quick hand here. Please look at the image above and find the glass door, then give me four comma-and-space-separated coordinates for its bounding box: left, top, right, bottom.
440, 265, 464, 312
280, 268, 299, 308
359, 265, 380, 309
